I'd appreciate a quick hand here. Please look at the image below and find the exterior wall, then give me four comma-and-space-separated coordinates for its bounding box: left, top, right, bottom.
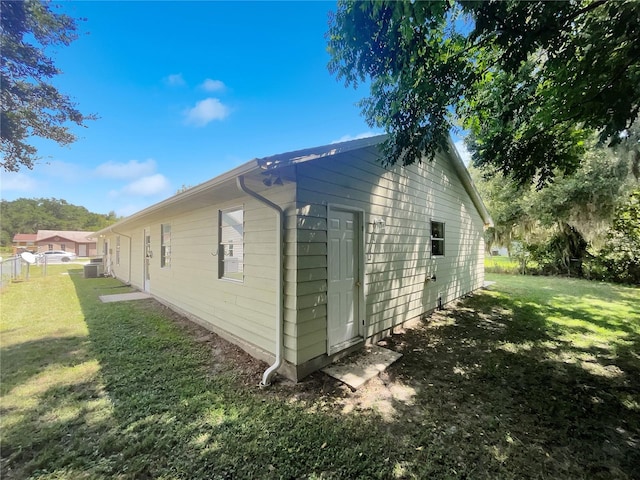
94, 144, 486, 382
12, 240, 36, 254
33, 240, 97, 256
294, 146, 486, 368
101, 184, 296, 365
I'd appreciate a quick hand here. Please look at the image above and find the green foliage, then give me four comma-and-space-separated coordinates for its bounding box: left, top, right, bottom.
586, 190, 640, 284
471, 134, 637, 283
484, 255, 521, 274
1, 0, 96, 172
328, 1, 469, 167
525, 224, 588, 277
0, 198, 118, 246
327, 0, 640, 186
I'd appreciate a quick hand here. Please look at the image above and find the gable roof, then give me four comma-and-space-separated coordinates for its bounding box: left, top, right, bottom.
257, 135, 492, 227
96, 135, 492, 235
36, 230, 96, 243
12, 233, 37, 242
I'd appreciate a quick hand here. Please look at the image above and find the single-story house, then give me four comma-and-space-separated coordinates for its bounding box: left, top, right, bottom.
13, 230, 98, 256
94, 135, 493, 384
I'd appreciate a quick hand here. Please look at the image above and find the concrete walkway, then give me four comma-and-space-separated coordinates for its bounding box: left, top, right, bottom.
99, 292, 152, 303
321, 344, 403, 389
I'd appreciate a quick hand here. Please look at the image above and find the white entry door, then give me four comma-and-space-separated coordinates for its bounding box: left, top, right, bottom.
143, 228, 151, 292
327, 207, 362, 354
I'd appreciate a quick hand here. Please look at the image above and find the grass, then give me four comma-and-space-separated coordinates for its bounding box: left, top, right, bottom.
485, 255, 522, 274
1, 267, 639, 479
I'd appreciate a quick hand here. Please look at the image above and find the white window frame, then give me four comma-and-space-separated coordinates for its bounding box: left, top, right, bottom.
160, 224, 171, 268
218, 206, 244, 282
431, 220, 445, 257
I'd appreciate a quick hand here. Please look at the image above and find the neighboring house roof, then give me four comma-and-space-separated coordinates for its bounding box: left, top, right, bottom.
12, 233, 37, 242
35, 230, 96, 243
96, 135, 492, 235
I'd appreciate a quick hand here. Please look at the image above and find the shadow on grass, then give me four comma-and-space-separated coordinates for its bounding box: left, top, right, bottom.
380, 285, 640, 479
0, 336, 92, 396
2, 270, 404, 479
2, 270, 638, 479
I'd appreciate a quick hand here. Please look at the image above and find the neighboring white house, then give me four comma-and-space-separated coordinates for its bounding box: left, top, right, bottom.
94, 135, 492, 384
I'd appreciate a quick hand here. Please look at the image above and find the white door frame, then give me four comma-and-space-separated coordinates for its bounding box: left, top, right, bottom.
326, 204, 366, 355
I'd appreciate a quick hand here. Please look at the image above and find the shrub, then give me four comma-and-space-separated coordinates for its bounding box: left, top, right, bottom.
587, 190, 640, 284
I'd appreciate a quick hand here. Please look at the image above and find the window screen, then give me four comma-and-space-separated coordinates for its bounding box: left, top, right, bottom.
161, 224, 171, 268
219, 207, 244, 281
431, 221, 445, 256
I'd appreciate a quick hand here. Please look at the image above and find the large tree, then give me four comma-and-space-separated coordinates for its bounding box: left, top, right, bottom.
469, 130, 636, 277
1, 0, 95, 172
327, 0, 640, 186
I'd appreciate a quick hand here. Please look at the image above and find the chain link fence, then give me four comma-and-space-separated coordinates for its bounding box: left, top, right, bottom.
0, 256, 23, 288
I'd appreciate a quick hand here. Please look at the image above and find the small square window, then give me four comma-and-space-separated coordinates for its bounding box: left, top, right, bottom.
431, 221, 445, 256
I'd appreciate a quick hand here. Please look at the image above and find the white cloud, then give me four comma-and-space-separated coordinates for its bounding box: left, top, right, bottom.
331, 131, 379, 144
165, 73, 186, 86
95, 159, 157, 180
184, 97, 230, 126
453, 140, 472, 166
121, 174, 171, 196
200, 79, 226, 92
0, 172, 39, 192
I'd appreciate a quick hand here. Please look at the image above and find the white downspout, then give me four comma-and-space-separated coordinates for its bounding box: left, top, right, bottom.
236, 175, 284, 386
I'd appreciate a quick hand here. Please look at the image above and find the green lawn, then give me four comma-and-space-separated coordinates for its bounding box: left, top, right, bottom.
1, 267, 638, 479
485, 255, 521, 274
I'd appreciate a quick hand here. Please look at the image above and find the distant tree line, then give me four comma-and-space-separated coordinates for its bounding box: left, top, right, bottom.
0, 198, 118, 247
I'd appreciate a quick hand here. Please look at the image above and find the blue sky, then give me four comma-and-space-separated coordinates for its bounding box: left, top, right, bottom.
1, 1, 470, 216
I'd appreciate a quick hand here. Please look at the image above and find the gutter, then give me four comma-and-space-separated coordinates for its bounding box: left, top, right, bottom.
236, 175, 284, 386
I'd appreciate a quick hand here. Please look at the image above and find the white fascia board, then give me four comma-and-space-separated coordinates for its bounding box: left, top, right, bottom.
94, 158, 260, 237
447, 137, 494, 227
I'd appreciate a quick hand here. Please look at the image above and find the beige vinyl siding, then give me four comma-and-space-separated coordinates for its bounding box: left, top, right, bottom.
294, 145, 485, 364
101, 183, 297, 363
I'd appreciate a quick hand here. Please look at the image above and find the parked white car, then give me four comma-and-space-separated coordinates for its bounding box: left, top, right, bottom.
38, 250, 78, 263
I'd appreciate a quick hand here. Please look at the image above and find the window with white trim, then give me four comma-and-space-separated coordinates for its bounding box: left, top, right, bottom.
116, 236, 121, 266
161, 224, 171, 268
431, 221, 445, 256
219, 207, 244, 281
